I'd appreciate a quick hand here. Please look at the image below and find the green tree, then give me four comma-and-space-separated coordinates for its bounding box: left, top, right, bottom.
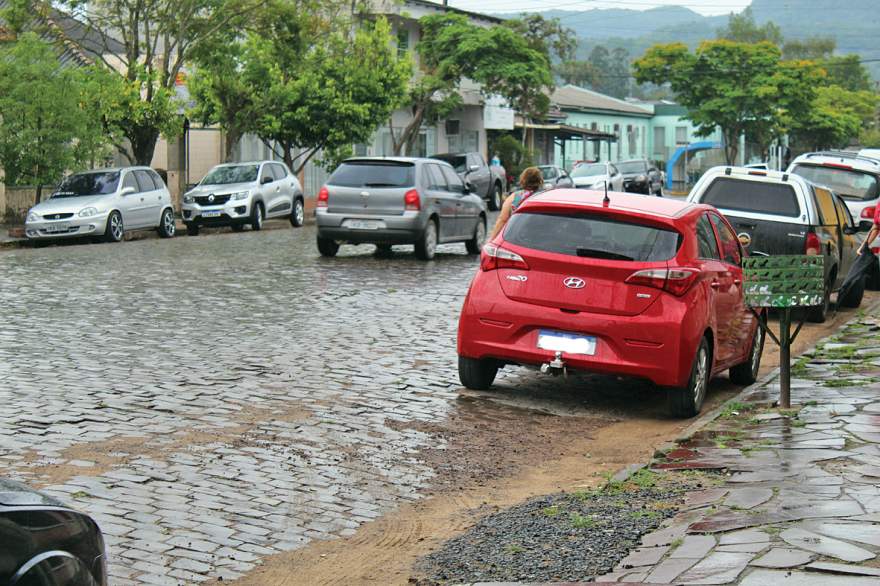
822, 55, 873, 92
54, 0, 257, 164
634, 40, 821, 165
0, 34, 110, 203
716, 7, 783, 45
782, 37, 836, 60
791, 86, 878, 150
244, 15, 409, 172
556, 60, 599, 88
505, 14, 576, 63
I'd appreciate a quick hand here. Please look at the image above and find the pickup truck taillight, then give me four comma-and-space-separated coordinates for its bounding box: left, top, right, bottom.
481, 243, 529, 271
861, 206, 875, 220
317, 186, 329, 208
805, 232, 822, 256
626, 267, 700, 297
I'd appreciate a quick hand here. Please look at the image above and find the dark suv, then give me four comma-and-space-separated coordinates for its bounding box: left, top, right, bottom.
688, 166, 867, 322
618, 159, 664, 195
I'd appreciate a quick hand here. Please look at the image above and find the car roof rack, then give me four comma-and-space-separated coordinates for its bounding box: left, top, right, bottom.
804, 151, 880, 167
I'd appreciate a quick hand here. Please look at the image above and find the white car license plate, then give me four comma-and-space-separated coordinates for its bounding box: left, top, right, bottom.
44, 223, 70, 233
537, 330, 596, 356
202, 210, 222, 218
345, 219, 385, 230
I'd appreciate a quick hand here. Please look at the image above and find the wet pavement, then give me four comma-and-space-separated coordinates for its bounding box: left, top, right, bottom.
0, 224, 691, 585
591, 314, 880, 585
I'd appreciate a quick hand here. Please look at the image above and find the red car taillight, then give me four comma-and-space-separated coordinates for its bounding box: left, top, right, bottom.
317, 186, 329, 208
861, 206, 875, 220
805, 232, 822, 256
404, 189, 420, 211
480, 243, 529, 271
626, 268, 699, 297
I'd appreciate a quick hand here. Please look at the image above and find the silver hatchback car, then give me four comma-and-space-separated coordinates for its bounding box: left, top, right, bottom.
181, 161, 304, 236
25, 167, 175, 243
315, 157, 488, 260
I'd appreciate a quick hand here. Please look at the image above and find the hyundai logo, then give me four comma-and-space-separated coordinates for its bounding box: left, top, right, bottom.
563, 277, 586, 289
208, 194, 215, 203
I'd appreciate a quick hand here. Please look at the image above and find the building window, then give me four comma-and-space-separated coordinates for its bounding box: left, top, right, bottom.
397, 28, 409, 57
654, 126, 665, 157
590, 122, 598, 131
627, 125, 636, 154
676, 126, 688, 145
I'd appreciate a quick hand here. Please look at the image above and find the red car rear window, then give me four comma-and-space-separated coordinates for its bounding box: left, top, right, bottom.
503, 212, 681, 262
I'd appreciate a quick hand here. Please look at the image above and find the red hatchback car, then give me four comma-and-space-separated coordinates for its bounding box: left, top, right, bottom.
457, 189, 764, 417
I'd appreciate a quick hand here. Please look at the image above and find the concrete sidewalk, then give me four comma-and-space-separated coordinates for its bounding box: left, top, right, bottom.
590, 315, 880, 584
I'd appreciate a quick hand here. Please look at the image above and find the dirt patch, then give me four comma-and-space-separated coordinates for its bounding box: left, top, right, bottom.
23, 403, 311, 488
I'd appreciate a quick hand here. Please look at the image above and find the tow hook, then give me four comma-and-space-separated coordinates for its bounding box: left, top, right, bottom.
541, 351, 567, 377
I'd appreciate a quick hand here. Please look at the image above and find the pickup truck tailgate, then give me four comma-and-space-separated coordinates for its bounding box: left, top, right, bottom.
721, 212, 806, 256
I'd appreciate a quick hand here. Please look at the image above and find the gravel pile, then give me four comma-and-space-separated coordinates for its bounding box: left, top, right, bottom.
415, 481, 684, 584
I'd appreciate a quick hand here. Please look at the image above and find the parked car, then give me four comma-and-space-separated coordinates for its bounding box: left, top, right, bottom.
431, 152, 506, 211
788, 151, 880, 222
617, 159, 663, 195
316, 157, 488, 260
688, 166, 866, 322
457, 189, 763, 418
25, 167, 175, 243
181, 161, 304, 236
537, 165, 574, 190
569, 162, 625, 191
0, 477, 106, 585
744, 162, 770, 171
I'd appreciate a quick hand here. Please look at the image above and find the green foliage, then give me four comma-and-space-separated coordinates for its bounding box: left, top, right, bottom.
505, 13, 576, 63
489, 133, 534, 180
716, 7, 783, 46
790, 85, 878, 150
822, 55, 873, 92
241, 14, 408, 172
782, 37, 836, 61
541, 505, 560, 517
0, 34, 112, 202
555, 59, 599, 88
569, 512, 597, 529
634, 40, 822, 164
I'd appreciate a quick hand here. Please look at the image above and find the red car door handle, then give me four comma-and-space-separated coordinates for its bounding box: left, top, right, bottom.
710, 280, 721, 289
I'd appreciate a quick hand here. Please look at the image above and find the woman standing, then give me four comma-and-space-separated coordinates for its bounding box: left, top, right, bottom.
489, 167, 544, 240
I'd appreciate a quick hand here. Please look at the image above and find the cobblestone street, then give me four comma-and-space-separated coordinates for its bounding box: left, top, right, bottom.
0, 226, 495, 584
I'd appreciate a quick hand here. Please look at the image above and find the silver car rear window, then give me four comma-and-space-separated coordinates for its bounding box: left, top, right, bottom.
504, 212, 681, 262
329, 162, 415, 188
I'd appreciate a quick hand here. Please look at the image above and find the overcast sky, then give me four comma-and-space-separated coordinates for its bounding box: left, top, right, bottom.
445, 1, 752, 17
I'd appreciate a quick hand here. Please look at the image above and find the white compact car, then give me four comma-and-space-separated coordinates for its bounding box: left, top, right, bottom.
569, 162, 625, 191
25, 167, 175, 243
181, 161, 304, 236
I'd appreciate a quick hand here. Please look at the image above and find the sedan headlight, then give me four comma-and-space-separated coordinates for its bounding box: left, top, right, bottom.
230, 191, 250, 201
183, 194, 194, 204
78, 207, 99, 218
26, 211, 40, 222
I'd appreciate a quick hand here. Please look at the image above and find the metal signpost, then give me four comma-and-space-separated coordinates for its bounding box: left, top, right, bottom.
742, 255, 825, 408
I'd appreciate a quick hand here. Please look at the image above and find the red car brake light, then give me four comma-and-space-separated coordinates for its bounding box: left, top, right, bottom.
861, 205, 875, 219
626, 268, 699, 297
805, 232, 822, 256
404, 189, 420, 211
317, 186, 329, 208
481, 243, 529, 271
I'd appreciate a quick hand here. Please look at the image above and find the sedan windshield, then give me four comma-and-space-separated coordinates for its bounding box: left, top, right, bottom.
201, 164, 259, 185
791, 164, 879, 201
571, 164, 607, 178
52, 172, 120, 198
617, 161, 648, 174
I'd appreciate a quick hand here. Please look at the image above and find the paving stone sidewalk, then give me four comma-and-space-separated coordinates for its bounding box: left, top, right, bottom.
586, 314, 880, 585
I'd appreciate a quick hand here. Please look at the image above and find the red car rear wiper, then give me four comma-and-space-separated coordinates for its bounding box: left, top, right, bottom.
576, 248, 633, 261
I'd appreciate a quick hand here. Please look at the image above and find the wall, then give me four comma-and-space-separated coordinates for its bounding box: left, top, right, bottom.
4, 186, 40, 221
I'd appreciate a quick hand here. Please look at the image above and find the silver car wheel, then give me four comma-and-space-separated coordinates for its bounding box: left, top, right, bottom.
110, 213, 124, 241
163, 210, 175, 236
295, 200, 304, 225
693, 345, 709, 409
425, 221, 437, 257
475, 221, 486, 248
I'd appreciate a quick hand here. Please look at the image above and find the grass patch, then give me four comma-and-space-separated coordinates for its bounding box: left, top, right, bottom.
505, 543, 524, 554
70, 491, 90, 499
720, 402, 756, 419
541, 505, 560, 517
629, 469, 658, 489
570, 512, 597, 529
824, 379, 861, 388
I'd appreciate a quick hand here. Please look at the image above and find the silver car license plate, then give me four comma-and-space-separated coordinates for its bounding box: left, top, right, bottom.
44, 223, 70, 233
202, 211, 222, 218
345, 219, 385, 230
537, 330, 596, 356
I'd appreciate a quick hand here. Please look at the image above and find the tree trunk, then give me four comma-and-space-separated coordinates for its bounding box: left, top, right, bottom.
129, 126, 161, 166
394, 103, 426, 156
35, 183, 43, 206
223, 129, 241, 163
724, 130, 739, 166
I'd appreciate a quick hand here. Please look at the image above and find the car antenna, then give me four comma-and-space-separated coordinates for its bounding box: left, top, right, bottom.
602, 162, 610, 207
